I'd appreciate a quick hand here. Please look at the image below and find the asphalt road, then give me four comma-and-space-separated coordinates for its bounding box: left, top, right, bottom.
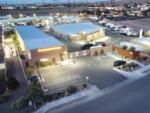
49, 73, 150, 113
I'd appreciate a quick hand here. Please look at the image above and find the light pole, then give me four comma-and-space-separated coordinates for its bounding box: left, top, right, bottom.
68, 0, 71, 14
86, 76, 89, 85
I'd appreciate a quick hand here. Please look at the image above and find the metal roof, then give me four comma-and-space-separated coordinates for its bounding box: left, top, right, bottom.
15, 26, 64, 50
52, 22, 104, 36
0, 16, 53, 25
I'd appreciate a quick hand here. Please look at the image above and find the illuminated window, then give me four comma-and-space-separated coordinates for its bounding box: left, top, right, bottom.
38, 47, 62, 52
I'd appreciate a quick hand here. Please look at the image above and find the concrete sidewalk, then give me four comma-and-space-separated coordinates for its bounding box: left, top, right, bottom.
113, 67, 146, 79
34, 86, 101, 113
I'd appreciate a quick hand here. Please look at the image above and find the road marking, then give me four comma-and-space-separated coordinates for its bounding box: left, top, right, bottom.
43, 74, 82, 86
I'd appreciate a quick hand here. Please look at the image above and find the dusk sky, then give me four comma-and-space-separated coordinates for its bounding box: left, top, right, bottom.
0, 0, 109, 4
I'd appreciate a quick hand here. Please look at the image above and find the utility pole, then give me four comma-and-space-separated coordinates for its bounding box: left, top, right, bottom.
86, 0, 88, 9
68, 0, 70, 14
110, 0, 115, 6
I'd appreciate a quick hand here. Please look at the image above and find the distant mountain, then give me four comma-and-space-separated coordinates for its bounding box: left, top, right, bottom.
0, 0, 109, 5
0, 0, 149, 5
115, 0, 149, 4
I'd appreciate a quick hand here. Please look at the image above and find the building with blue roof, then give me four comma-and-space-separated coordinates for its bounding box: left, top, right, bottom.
51, 22, 105, 41
15, 26, 68, 66
15, 26, 64, 50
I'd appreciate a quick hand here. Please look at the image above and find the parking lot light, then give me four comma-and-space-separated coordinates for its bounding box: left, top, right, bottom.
86, 76, 89, 84
19, 13, 23, 18
33, 13, 37, 17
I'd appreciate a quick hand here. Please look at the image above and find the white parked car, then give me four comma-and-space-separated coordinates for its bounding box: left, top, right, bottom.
109, 24, 115, 29
105, 23, 115, 28
119, 28, 127, 34
114, 25, 122, 31
105, 23, 111, 27
98, 20, 106, 25
126, 29, 138, 37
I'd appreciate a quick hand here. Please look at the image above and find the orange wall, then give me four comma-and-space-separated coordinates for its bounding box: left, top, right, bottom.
113, 46, 139, 59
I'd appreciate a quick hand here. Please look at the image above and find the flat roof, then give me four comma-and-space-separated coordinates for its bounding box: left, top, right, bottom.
0, 15, 11, 20
0, 16, 53, 25
15, 26, 64, 50
52, 22, 103, 36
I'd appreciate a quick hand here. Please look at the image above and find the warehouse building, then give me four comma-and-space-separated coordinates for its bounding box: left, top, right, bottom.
15, 26, 68, 66
50, 22, 105, 42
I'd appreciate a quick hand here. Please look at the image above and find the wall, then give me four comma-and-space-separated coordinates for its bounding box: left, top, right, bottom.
27, 45, 68, 66
113, 46, 140, 59
51, 28, 105, 42
69, 46, 113, 58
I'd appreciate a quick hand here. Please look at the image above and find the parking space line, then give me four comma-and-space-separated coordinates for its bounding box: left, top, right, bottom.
44, 74, 82, 85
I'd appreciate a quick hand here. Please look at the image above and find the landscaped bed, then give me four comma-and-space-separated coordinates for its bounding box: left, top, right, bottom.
135, 56, 150, 65
118, 62, 141, 72
43, 84, 88, 103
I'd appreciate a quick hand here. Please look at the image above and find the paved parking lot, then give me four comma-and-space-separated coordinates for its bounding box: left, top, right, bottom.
38, 55, 127, 94
115, 18, 150, 32
77, 56, 127, 89
39, 66, 86, 94
105, 29, 136, 45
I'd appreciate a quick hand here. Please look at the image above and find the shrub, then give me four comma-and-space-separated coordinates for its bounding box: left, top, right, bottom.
11, 96, 29, 110
142, 57, 148, 61
0, 93, 8, 104
36, 61, 52, 67
122, 62, 138, 71
122, 66, 131, 71
135, 57, 142, 61
6, 76, 20, 90
66, 85, 78, 94
128, 62, 138, 68
128, 46, 136, 52
122, 45, 127, 50
12, 34, 22, 52
27, 81, 44, 101
4, 30, 15, 38
25, 68, 34, 77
